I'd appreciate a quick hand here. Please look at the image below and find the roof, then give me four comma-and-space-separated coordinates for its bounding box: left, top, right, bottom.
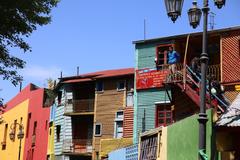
216, 94, 240, 127
133, 26, 240, 44
60, 68, 134, 84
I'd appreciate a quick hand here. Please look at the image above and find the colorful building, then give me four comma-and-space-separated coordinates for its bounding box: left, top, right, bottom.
51, 68, 134, 160
0, 84, 52, 160
132, 26, 240, 159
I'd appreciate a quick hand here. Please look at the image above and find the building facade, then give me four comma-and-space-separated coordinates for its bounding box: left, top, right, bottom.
0, 84, 51, 160
51, 68, 134, 160
133, 26, 240, 144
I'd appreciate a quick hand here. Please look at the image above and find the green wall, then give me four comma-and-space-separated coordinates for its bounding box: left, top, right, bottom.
167, 109, 213, 160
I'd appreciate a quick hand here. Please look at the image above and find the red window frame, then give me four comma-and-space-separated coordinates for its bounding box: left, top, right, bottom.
155, 105, 173, 127
155, 44, 174, 70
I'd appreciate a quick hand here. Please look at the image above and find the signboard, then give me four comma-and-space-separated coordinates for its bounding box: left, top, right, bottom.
235, 85, 240, 91
136, 69, 169, 90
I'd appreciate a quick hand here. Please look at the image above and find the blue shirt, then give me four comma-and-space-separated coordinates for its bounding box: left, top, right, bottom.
168, 51, 180, 64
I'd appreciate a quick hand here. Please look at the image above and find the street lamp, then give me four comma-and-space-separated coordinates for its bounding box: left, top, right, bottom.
9, 123, 24, 160
214, 0, 225, 9
164, 0, 184, 23
164, 0, 225, 159
188, 1, 202, 29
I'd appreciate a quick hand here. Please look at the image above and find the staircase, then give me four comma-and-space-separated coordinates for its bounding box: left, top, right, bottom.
164, 64, 228, 113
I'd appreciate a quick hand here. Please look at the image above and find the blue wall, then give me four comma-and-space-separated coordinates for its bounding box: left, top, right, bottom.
109, 148, 126, 160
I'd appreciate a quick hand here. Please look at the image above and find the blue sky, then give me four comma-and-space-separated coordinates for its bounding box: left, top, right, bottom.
1, 0, 240, 102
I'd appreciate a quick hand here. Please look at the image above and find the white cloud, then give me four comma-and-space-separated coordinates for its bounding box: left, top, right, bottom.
21, 65, 61, 82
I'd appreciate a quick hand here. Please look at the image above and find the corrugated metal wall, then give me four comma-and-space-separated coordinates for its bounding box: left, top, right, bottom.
54, 89, 72, 157
222, 31, 240, 83
126, 144, 138, 160
123, 107, 134, 138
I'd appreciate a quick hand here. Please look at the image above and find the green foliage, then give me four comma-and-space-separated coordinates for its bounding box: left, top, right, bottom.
0, 0, 59, 86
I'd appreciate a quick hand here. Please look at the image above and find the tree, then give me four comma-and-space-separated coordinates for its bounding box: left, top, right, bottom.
0, 0, 59, 86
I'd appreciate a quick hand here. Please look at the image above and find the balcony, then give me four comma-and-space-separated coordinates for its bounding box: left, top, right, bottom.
64, 99, 94, 115
63, 139, 93, 155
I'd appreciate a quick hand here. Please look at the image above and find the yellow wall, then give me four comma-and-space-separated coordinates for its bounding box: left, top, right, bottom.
100, 138, 133, 158
158, 127, 167, 160
47, 123, 55, 160
0, 100, 29, 160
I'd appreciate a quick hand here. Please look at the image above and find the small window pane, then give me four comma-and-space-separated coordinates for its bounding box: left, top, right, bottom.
117, 81, 125, 90
96, 82, 103, 92
166, 112, 172, 118
158, 119, 164, 124
95, 124, 102, 136
158, 112, 164, 118
116, 111, 123, 119
166, 118, 172, 124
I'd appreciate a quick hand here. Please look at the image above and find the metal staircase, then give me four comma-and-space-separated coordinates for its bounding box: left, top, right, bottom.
165, 64, 228, 113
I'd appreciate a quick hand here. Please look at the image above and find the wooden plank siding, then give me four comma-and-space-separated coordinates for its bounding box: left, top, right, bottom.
222, 31, 240, 83
123, 107, 134, 138
93, 77, 132, 159
133, 88, 171, 143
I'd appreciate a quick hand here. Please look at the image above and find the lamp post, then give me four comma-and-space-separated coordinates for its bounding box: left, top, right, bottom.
164, 0, 225, 159
9, 123, 24, 160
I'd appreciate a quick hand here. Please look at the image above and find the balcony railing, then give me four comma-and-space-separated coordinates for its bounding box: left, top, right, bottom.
65, 99, 94, 114
63, 139, 93, 154
165, 64, 220, 83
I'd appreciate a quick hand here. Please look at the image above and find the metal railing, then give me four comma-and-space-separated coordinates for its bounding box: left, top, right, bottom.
165, 63, 220, 84
63, 139, 93, 154
207, 64, 220, 81
65, 99, 94, 114
165, 63, 184, 83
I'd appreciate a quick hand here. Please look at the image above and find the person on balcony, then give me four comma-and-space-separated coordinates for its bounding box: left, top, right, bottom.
168, 46, 180, 76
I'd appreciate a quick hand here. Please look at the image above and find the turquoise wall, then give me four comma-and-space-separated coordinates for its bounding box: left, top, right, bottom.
133, 42, 172, 143
167, 109, 213, 160
133, 88, 171, 143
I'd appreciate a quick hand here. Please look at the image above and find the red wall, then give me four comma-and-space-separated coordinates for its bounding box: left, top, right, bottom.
23, 87, 50, 160
123, 107, 134, 138
222, 31, 240, 83
2, 84, 50, 160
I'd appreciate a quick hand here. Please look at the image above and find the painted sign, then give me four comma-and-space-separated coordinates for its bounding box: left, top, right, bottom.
136, 69, 169, 90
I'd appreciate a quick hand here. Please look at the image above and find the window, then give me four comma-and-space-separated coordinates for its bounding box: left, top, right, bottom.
33, 121, 37, 136
94, 123, 102, 136
96, 82, 104, 92
1, 124, 8, 150
57, 91, 62, 105
126, 92, 134, 107
127, 80, 134, 91
155, 105, 173, 127
56, 125, 61, 142
155, 44, 173, 70
116, 111, 124, 119
114, 111, 124, 138
26, 113, 31, 138
117, 81, 125, 91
